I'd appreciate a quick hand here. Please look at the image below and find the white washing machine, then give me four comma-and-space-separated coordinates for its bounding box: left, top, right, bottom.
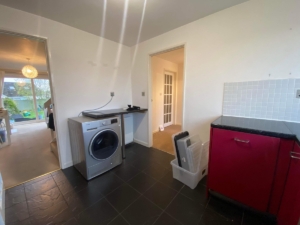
68, 116, 122, 180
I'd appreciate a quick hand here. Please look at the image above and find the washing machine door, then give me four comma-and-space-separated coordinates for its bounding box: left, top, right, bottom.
89, 129, 119, 160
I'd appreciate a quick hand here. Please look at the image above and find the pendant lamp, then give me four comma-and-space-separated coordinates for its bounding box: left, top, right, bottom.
22, 58, 38, 78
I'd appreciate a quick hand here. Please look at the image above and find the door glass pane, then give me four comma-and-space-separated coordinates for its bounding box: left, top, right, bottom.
170, 76, 172, 85
3, 78, 36, 122
33, 79, 51, 120
91, 130, 119, 160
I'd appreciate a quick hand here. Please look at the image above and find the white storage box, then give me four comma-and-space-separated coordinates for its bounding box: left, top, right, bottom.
171, 141, 209, 189
186, 135, 202, 173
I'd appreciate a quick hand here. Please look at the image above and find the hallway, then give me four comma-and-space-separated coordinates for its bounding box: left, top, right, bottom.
152, 125, 181, 155
0, 122, 59, 189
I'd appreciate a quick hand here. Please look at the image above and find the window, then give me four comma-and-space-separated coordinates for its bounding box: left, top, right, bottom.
2, 77, 51, 123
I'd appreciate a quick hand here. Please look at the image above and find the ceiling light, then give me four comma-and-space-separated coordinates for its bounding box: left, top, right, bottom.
22, 58, 38, 78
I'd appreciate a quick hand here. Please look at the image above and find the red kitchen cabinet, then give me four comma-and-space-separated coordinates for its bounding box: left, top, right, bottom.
268, 139, 294, 215
208, 128, 280, 212
278, 142, 300, 225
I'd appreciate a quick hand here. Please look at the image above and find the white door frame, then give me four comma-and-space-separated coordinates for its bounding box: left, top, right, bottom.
0, 29, 62, 169
147, 43, 187, 147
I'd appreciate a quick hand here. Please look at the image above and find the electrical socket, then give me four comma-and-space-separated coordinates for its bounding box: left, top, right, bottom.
296, 90, 300, 99
142, 92, 145, 96
110, 92, 114, 97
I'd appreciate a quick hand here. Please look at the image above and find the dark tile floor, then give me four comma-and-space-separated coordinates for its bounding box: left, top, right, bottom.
5, 143, 276, 225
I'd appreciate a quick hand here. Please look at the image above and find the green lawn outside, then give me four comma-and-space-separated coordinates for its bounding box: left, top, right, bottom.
22, 110, 45, 119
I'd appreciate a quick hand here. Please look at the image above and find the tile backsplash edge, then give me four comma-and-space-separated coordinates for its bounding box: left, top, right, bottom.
222, 78, 300, 123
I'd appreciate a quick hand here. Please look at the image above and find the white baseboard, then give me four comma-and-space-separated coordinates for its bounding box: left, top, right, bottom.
62, 161, 73, 169
133, 138, 150, 147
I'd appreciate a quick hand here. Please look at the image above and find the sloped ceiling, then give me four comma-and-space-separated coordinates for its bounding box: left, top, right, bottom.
0, 0, 248, 46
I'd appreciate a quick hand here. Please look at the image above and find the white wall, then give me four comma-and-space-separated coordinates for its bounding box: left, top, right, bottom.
131, 0, 300, 145
151, 56, 178, 132
0, 5, 132, 168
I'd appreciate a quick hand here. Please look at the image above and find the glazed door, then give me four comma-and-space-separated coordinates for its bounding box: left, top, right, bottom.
208, 128, 280, 212
89, 129, 119, 160
163, 72, 174, 127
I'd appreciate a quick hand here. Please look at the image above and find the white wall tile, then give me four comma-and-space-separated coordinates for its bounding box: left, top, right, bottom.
223, 79, 300, 122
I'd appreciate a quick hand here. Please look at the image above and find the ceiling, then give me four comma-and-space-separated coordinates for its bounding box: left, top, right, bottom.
0, 0, 248, 47
0, 33, 48, 72
155, 48, 184, 64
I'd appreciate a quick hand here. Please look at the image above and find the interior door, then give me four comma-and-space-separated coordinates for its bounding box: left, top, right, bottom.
163, 72, 174, 127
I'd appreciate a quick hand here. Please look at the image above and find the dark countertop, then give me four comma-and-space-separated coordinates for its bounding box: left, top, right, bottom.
285, 122, 300, 145
211, 116, 300, 144
82, 108, 148, 118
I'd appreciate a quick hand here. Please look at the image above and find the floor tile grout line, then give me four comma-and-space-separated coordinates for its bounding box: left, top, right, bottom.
113, 169, 144, 183
196, 197, 211, 224
25, 180, 60, 200
127, 178, 159, 196
105, 178, 160, 218
22, 185, 61, 223
104, 196, 132, 225
49, 171, 84, 218
22, 185, 32, 223
150, 184, 185, 225
111, 169, 186, 224
178, 189, 209, 207
156, 179, 184, 192
241, 211, 245, 225
69, 171, 141, 220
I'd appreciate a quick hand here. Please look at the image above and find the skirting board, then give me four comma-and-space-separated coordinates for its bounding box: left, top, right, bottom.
62, 161, 73, 169
133, 138, 150, 147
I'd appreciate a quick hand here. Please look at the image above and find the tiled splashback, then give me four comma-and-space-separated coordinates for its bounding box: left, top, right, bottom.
223, 79, 300, 122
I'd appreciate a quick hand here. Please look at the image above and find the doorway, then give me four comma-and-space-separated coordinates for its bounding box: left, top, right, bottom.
150, 47, 185, 155
0, 31, 60, 189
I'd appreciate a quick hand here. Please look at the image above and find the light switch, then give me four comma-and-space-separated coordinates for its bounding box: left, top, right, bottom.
142, 92, 145, 96
297, 90, 300, 99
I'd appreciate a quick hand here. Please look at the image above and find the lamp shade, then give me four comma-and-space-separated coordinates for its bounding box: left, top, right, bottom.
22, 65, 38, 78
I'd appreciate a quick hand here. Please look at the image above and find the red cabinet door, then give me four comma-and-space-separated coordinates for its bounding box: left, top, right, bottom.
208, 128, 280, 212
278, 142, 300, 225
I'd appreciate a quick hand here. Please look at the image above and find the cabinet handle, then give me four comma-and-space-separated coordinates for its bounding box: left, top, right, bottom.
234, 138, 250, 144
290, 151, 300, 160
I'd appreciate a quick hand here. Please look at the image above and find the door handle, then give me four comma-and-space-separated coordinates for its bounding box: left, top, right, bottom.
290, 151, 300, 160
234, 138, 250, 144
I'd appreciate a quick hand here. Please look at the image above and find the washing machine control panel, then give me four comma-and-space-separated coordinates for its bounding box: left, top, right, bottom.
82, 118, 119, 132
